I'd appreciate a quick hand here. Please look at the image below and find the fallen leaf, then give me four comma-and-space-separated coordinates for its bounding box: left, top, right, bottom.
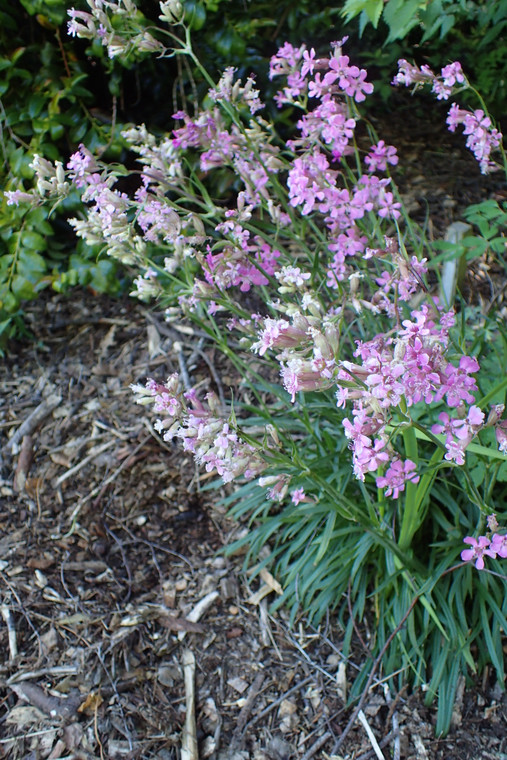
78, 692, 104, 714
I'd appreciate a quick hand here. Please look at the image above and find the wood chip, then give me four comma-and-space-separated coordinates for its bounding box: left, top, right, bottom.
178, 590, 219, 641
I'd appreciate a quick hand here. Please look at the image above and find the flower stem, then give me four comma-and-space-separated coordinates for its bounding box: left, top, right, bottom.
398, 401, 419, 552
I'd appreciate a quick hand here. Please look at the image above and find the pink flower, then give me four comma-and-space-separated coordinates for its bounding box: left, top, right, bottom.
291, 487, 306, 505
461, 536, 496, 569
364, 141, 399, 173
490, 533, 507, 559
376, 459, 419, 499
495, 421, 507, 453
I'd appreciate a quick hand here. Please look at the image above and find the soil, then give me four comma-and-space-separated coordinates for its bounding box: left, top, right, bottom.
1, 107, 507, 760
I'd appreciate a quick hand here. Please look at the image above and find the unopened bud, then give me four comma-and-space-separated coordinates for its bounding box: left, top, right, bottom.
487, 403, 505, 426
159, 0, 183, 23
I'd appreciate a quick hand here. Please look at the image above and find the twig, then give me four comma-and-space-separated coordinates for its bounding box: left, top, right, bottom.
1, 603, 18, 659
102, 522, 133, 603
245, 675, 313, 729
104, 512, 194, 570
54, 439, 117, 487
181, 649, 198, 760
330, 594, 419, 754
4, 393, 61, 456
357, 709, 385, 760
355, 729, 399, 760
300, 730, 333, 760
174, 340, 192, 391
0, 571, 43, 659
9, 682, 81, 719
13, 434, 34, 492
7, 666, 79, 685
178, 590, 219, 641
276, 622, 346, 686
93, 699, 105, 760
230, 672, 266, 748
384, 683, 401, 760
94, 645, 134, 750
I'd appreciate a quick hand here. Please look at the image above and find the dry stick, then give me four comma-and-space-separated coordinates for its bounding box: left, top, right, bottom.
300, 730, 333, 760
230, 672, 266, 749
7, 666, 79, 686
0, 571, 43, 660
384, 683, 401, 760
174, 340, 192, 392
355, 730, 399, 760
181, 649, 198, 760
104, 512, 194, 570
4, 393, 61, 456
54, 439, 117, 487
245, 675, 314, 729
94, 645, 134, 751
357, 709, 385, 760
13, 434, 33, 492
330, 594, 419, 754
102, 522, 133, 603
1, 603, 18, 659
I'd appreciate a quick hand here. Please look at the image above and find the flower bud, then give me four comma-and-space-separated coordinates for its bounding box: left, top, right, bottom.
159, 0, 183, 23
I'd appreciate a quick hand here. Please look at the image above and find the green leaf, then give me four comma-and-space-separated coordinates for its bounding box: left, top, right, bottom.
21, 232, 46, 253
314, 510, 337, 564
28, 93, 46, 119
11, 274, 35, 300
383, 0, 425, 42
341, 0, 383, 26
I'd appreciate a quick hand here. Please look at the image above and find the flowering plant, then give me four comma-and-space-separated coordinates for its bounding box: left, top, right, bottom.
6, 0, 507, 735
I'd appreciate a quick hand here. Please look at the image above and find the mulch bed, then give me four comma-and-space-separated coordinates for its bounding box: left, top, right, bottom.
1, 106, 507, 759
1, 293, 506, 760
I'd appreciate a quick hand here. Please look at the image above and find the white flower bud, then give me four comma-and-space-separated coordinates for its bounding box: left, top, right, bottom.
159, 0, 183, 23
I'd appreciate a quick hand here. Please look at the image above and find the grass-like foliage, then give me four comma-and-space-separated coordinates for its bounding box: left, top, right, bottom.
7, 0, 507, 736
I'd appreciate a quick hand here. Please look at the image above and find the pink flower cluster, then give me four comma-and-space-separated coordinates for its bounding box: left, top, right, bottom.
252, 308, 340, 401
335, 301, 480, 490
394, 59, 503, 174
68, 0, 163, 59
446, 105, 502, 174
393, 60, 465, 100
431, 402, 483, 465
462, 514, 507, 569
208, 67, 263, 115
267, 42, 403, 287
201, 231, 281, 293
132, 374, 266, 484
270, 40, 373, 107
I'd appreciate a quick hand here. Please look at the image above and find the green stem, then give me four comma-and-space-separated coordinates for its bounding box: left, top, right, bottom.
398, 401, 419, 552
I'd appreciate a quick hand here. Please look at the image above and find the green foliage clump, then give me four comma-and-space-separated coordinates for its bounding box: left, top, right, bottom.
0, 0, 128, 348
342, 0, 507, 116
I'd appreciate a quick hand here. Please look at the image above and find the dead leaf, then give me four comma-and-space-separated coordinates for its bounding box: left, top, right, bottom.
78, 691, 104, 714
227, 677, 249, 694
147, 323, 162, 358
99, 324, 117, 358
5, 704, 46, 727
259, 567, 282, 594
158, 614, 205, 633
10, 682, 80, 719
27, 555, 54, 570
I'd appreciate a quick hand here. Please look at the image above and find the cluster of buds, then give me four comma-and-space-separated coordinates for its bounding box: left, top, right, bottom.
68, 0, 164, 59
132, 374, 267, 484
